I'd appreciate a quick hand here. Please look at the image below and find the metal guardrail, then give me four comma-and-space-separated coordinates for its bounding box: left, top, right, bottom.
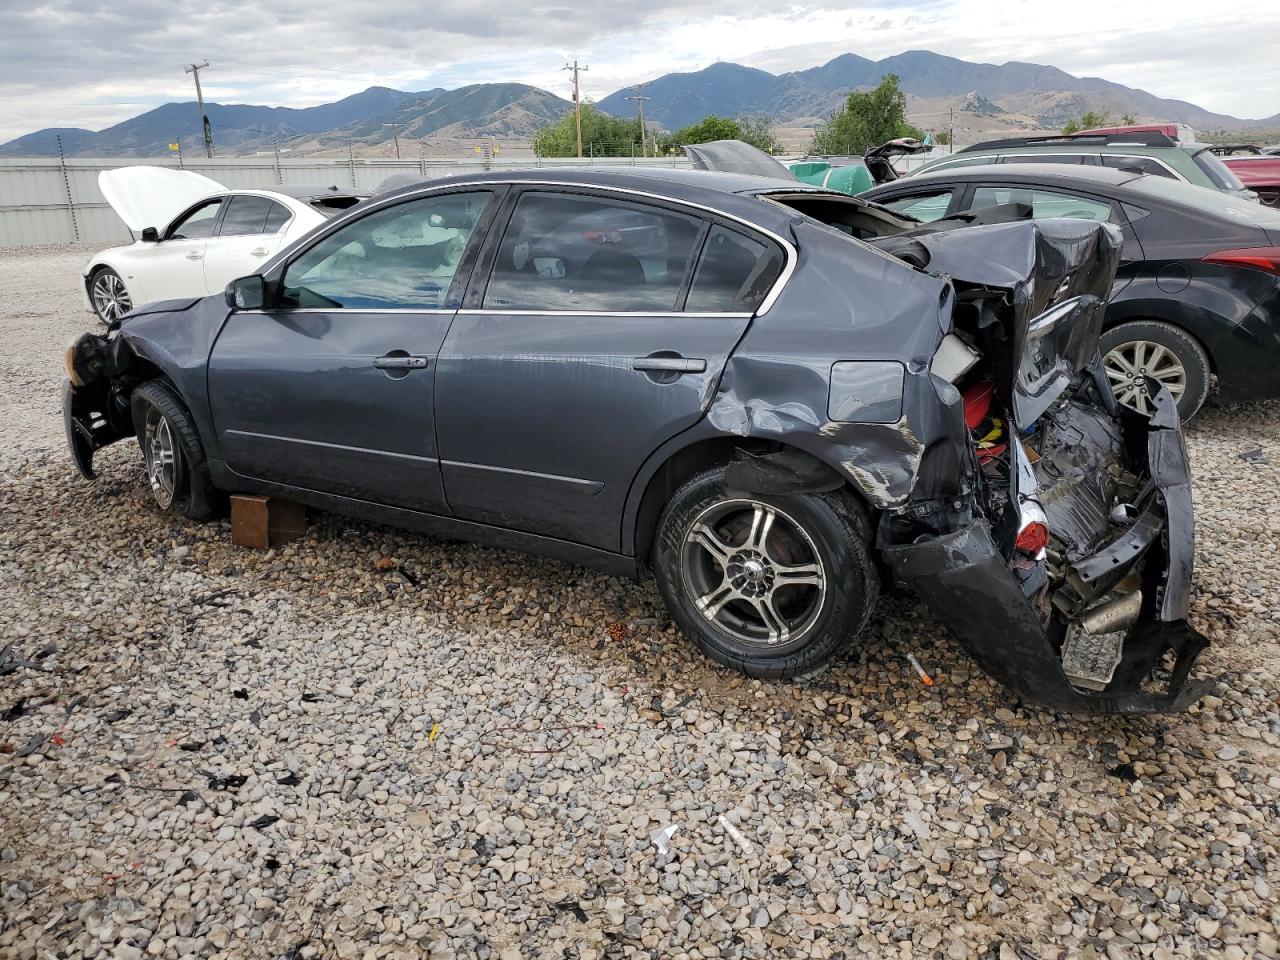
0, 155, 691, 248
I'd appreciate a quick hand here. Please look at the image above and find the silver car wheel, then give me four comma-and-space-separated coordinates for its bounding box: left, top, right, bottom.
681, 499, 826, 647
91, 271, 132, 322
144, 409, 177, 509
1103, 339, 1186, 415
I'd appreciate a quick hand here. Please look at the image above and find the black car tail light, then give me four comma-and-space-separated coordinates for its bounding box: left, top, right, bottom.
1202, 246, 1280, 276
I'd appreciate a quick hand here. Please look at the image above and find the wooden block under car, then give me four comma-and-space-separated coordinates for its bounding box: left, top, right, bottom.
230, 494, 307, 549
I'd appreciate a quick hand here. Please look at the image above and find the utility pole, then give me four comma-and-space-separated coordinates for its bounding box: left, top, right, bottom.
185, 61, 214, 158
949, 106, 955, 155
625, 84, 651, 158
563, 60, 588, 158
381, 123, 404, 159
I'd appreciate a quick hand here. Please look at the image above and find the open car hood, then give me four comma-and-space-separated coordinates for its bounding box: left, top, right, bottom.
683, 140, 795, 180
99, 166, 226, 233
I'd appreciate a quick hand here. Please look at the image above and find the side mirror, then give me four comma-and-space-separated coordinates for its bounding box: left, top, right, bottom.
226, 275, 266, 311
140, 227, 160, 242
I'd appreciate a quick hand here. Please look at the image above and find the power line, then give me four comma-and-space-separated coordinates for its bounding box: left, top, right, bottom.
184, 61, 214, 158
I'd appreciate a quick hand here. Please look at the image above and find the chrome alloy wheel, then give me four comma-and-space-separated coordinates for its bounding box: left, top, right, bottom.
681, 499, 826, 647
144, 409, 177, 508
1103, 339, 1186, 415
91, 271, 132, 322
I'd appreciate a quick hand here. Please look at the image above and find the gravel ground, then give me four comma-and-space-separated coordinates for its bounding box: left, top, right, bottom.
1, 243, 1279, 960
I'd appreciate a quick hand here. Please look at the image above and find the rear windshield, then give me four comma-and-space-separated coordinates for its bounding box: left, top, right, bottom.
1191, 149, 1248, 191
310, 196, 365, 217
1127, 175, 1280, 225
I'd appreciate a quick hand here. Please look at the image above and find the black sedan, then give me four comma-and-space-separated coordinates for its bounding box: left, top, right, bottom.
64, 168, 1207, 713
865, 164, 1280, 418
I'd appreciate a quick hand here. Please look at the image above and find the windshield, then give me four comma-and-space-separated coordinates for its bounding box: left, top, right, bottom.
1191, 148, 1248, 191
1128, 175, 1280, 225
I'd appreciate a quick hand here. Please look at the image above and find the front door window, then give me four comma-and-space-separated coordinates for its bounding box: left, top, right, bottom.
283, 191, 494, 309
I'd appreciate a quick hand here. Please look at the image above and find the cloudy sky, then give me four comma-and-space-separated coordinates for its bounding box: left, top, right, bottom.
2, 0, 1278, 142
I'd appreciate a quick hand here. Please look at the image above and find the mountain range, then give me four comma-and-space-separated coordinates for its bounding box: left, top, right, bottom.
596, 50, 1280, 133
5, 49, 1277, 157
1, 84, 570, 157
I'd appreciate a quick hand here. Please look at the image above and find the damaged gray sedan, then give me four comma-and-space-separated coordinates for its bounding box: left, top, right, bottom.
63, 168, 1208, 713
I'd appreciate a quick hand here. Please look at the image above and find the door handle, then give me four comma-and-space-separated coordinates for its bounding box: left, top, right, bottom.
250, 246, 270, 257
374, 356, 429, 369
632, 356, 706, 374
185, 251, 202, 260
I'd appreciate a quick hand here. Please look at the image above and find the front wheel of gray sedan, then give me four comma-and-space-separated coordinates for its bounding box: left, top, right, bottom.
652, 465, 879, 679
129, 381, 220, 521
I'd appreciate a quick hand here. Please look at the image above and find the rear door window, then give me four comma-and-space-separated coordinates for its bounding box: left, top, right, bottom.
873, 190, 954, 222
218, 195, 278, 236
686, 225, 784, 313
482, 192, 702, 312
970, 186, 1114, 222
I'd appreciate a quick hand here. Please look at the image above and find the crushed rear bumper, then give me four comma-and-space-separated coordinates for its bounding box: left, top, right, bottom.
883, 388, 1209, 715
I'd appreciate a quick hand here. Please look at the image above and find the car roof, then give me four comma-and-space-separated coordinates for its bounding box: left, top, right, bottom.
381, 165, 803, 197
958, 141, 1189, 157
373, 166, 824, 232
893, 162, 1146, 189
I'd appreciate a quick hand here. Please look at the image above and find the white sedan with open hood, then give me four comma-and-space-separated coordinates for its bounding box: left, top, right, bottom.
84, 167, 365, 323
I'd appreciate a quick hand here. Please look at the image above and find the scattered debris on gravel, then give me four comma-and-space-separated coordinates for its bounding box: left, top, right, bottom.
2, 244, 1279, 959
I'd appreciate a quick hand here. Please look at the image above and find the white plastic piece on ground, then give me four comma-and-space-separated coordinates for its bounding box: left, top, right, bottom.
717, 815, 756, 856
1061, 625, 1126, 691
650, 824, 679, 854
98, 167, 226, 232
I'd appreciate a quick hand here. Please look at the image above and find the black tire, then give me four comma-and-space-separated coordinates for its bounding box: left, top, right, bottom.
89, 266, 133, 325
130, 381, 219, 520
1099, 320, 1211, 420
652, 465, 879, 679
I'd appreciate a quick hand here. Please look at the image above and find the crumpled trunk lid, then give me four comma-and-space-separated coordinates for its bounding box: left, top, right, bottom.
874, 216, 1122, 424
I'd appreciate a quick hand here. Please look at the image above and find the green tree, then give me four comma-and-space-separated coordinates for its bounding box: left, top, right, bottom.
669, 115, 742, 147
934, 130, 951, 146
1063, 110, 1110, 134
1120, 113, 1137, 125
532, 102, 644, 158
737, 116, 781, 153
664, 114, 780, 153
809, 75, 923, 155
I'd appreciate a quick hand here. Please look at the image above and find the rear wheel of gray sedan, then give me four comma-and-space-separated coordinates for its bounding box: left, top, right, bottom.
89, 267, 132, 324
1099, 320, 1211, 420
130, 381, 219, 520
653, 465, 879, 679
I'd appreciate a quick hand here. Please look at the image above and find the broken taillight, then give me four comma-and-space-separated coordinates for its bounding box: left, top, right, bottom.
1202, 246, 1280, 276
1014, 521, 1049, 555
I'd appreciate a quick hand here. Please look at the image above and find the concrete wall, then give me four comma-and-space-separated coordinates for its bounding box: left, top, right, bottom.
0, 155, 691, 248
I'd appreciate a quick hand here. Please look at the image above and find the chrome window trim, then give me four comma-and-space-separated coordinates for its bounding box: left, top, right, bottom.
996, 152, 1187, 182
380, 178, 799, 316
456, 309, 752, 318
238, 308, 751, 318
244, 308, 457, 315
